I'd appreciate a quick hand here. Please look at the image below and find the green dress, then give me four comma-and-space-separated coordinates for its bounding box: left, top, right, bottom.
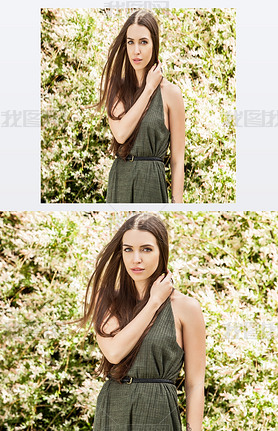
106, 85, 171, 203
93, 297, 184, 430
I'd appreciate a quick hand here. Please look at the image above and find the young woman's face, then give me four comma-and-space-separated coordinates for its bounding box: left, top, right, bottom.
126, 24, 154, 72
122, 229, 160, 286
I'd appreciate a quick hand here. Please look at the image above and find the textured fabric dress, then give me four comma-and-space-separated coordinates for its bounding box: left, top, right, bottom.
106, 84, 171, 203
93, 296, 184, 431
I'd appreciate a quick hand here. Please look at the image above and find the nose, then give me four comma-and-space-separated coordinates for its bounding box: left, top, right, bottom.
134, 43, 141, 55
133, 250, 142, 263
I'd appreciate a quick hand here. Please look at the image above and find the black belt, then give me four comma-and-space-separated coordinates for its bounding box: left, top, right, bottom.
117, 155, 164, 162
119, 376, 175, 385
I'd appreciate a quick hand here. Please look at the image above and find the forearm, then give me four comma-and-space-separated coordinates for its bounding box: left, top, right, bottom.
170, 161, 184, 203
99, 298, 160, 364
185, 384, 205, 431
115, 86, 153, 144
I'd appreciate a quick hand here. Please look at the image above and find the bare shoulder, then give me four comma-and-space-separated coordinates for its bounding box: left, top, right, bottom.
160, 79, 183, 115
161, 78, 183, 100
170, 289, 203, 323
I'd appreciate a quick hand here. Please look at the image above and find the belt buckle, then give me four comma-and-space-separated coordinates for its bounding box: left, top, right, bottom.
126, 376, 133, 384
130, 155, 134, 162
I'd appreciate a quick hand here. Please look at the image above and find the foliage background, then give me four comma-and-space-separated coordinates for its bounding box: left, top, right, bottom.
41, 8, 236, 203
1, 211, 277, 430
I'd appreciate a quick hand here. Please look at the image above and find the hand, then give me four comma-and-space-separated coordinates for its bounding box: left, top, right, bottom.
149, 270, 174, 307
145, 60, 163, 92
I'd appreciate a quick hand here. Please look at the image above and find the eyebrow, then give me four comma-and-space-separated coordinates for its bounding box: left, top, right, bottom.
122, 243, 154, 247
126, 37, 149, 40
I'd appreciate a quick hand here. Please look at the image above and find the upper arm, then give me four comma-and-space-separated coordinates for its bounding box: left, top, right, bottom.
108, 97, 126, 144
168, 84, 185, 164
95, 313, 120, 363
180, 297, 206, 388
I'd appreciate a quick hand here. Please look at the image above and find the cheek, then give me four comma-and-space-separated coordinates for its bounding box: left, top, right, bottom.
148, 44, 153, 56
151, 252, 160, 270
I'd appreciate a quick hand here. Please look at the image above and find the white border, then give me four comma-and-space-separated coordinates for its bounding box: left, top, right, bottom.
0, 1, 277, 210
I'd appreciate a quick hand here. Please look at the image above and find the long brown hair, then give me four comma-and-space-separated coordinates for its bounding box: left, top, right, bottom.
79, 213, 169, 382
94, 9, 160, 159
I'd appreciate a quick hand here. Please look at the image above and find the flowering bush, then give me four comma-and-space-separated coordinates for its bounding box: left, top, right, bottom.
41, 8, 236, 203
1, 212, 277, 430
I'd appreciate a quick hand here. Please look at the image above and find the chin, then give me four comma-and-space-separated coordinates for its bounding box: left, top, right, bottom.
132, 64, 144, 71
130, 273, 147, 281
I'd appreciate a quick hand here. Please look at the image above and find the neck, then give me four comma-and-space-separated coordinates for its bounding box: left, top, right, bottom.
135, 280, 148, 300
136, 70, 144, 88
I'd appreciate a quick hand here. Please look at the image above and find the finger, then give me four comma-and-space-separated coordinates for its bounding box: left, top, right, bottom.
165, 270, 172, 279
154, 273, 164, 282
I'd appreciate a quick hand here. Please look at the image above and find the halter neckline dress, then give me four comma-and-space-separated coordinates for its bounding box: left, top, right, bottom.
93, 296, 184, 430
106, 84, 171, 203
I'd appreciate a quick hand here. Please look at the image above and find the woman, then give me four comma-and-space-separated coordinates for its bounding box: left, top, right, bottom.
95, 10, 185, 203
79, 213, 206, 430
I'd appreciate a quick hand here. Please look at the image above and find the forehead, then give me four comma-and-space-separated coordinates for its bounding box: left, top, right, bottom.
122, 229, 157, 246
126, 24, 151, 40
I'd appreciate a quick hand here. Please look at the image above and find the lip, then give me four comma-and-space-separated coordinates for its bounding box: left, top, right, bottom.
131, 268, 144, 273
133, 59, 142, 63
